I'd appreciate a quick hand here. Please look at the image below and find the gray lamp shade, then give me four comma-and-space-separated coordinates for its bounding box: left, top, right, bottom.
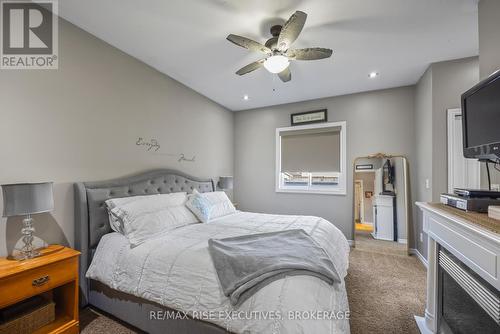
2, 182, 54, 217
218, 176, 233, 190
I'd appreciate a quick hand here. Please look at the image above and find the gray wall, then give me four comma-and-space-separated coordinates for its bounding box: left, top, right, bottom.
479, 0, 500, 79
0, 19, 234, 257
413, 57, 479, 259
414, 67, 433, 203
431, 57, 480, 201
234, 86, 416, 242
413, 67, 433, 258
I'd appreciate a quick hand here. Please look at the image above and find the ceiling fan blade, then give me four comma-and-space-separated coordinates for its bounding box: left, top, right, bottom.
277, 11, 307, 52
278, 67, 291, 82
227, 34, 272, 55
236, 59, 265, 75
286, 48, 333, 60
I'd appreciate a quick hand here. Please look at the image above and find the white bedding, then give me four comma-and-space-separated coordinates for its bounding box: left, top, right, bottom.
87, 211, 350, 334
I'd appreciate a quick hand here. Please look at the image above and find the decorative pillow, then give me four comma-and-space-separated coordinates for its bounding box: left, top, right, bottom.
186, 191, 236, 223
111, 194, 198, 246
106, 192, 187, 235
105, 194, 160, 233
185, 193, 213, 223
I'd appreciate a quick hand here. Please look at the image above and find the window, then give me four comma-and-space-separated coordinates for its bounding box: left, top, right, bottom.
276, 121, 346, 195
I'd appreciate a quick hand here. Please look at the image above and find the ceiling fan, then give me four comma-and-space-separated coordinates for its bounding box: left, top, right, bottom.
227, 11, 333, 83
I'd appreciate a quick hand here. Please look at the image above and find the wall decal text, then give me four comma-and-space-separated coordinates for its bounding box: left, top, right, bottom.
136, 137, 160, 152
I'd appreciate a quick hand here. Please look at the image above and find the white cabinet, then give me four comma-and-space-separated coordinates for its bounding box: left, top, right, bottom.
372, 195, 395, 241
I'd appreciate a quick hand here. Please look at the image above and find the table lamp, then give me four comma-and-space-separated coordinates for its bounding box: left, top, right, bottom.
2, 182, 54, 260
217, 176, 233, 190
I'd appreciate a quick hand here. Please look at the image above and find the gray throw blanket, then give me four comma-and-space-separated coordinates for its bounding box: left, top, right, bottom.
208, 229, 341, 306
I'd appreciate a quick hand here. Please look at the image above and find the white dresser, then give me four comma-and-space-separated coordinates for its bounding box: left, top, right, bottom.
415, 202, 500, 333
372, 195, 395, 241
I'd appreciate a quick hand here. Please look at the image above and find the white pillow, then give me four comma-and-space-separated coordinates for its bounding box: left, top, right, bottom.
106, 192, 187, 234
186, 191, 236, 223
112, 202, 199, 246
105, 194, 160, 233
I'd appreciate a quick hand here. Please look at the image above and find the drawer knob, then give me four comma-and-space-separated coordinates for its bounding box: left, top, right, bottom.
32, 275, 50, 287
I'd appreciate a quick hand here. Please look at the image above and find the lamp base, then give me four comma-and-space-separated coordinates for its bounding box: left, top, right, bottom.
15, 215, 41, 261
13, 249, 41, 261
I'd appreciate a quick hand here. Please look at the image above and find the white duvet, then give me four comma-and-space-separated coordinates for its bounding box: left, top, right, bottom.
87, 211, 351, 334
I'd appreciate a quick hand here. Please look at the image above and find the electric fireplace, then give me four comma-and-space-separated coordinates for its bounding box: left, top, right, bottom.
437, 247, 500, 333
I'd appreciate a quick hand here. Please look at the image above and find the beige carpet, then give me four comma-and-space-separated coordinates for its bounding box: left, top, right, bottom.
80, 308, 140, 334
346, 232, 426, 334
80, 232, 426, 334
354, 230, 408, 257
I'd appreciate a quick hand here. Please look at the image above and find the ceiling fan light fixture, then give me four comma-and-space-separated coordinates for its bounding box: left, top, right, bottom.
263, 55, 289, 74
228, 11, 330, 83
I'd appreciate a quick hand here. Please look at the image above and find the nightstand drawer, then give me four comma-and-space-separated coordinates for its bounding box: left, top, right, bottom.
0, 256, 78, 309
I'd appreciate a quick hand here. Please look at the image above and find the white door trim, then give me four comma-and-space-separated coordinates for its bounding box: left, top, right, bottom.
447, 108, 481, 193
354, 179, 365, 223
447, 108, 460, 193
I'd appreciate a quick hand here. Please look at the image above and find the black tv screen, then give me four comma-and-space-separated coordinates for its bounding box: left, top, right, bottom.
462, 71, 500, 160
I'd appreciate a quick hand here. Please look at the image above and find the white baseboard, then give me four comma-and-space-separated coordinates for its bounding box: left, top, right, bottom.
409, 248, 428, 268
414, 316, 432, 334
398, 238, 408, 244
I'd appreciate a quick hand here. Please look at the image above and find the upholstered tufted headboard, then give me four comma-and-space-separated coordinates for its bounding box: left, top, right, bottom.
74, 169, 215, 306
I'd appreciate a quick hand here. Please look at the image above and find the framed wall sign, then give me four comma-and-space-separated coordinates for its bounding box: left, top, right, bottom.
291, 109, 327, 126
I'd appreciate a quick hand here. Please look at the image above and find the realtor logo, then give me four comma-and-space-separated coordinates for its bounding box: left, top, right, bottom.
1, 0, 58, 69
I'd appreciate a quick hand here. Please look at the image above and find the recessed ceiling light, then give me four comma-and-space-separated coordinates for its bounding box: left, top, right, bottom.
243, 94, 249, 100
369, 72, 379, 78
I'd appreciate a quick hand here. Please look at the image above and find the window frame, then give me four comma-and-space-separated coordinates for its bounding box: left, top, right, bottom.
275, 121, 347, 195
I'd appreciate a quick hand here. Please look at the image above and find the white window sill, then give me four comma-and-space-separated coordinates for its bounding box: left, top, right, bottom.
275, 188, 347, 195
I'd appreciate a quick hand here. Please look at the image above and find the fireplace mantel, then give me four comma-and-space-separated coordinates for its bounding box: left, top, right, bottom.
415, 202, 500, 333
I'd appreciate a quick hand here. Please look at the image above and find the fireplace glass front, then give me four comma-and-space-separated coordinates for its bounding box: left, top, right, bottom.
438, 247, 500, 334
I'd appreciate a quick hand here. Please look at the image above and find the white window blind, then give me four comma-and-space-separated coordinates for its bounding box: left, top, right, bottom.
280, 127, 341, 172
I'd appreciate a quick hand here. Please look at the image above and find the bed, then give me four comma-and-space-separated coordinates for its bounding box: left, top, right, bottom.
74, 169, 350, 334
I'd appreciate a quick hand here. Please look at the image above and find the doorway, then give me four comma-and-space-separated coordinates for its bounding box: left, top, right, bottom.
354, 180, 364, 222
354, 172, 375, 233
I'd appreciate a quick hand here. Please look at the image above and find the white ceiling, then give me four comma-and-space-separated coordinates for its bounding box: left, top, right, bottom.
59, 0, 479, 111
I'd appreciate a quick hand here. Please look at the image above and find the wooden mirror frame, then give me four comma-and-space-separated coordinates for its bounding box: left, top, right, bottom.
351, 153, 412, 255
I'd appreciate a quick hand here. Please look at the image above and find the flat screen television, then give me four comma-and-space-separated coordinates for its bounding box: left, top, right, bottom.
461, 70, 500, 161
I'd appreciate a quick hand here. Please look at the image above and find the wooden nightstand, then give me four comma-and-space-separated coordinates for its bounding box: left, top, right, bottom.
0, 245, 80, 334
